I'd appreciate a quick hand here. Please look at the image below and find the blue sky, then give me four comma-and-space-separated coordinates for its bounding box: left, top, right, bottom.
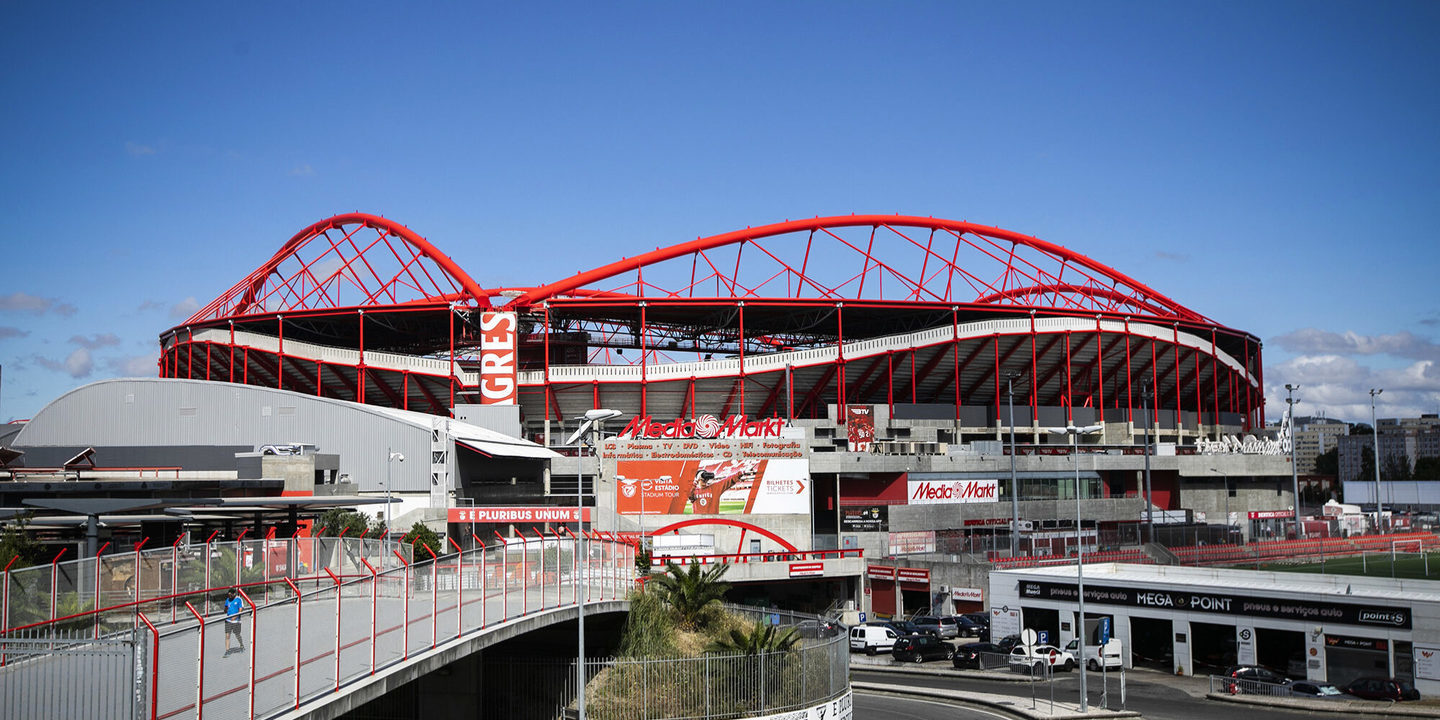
1, 2, 1437, 424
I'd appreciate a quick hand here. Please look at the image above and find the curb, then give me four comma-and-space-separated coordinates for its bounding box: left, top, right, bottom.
1205, 693, 1440, 717
850, 657, 1038, 682
854, 681, 1140, 720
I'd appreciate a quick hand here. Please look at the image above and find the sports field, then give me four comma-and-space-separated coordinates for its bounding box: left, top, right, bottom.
1259, 551, 1440, 580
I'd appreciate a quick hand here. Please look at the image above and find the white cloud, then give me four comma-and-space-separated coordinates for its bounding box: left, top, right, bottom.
68, 333, 121, 349
1272, 329, 1440, 363
105, 354, 158, 376
125, 141, 156, 157
289, 164, 315, 177
33, 348, 94, 378
169, 297, 200, 320
0, 291, 77, 316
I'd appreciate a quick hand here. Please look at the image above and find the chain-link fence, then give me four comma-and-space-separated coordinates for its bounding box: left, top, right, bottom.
577, 633, 850, 720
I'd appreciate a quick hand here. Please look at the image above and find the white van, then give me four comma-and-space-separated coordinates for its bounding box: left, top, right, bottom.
849, 625, 899, 655
1064, 638, 1123, 670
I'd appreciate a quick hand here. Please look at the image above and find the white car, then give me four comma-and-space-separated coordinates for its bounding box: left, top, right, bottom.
1008, 644, 1076, 673
849, 625, 899, 655
1064, 639, 1123, 670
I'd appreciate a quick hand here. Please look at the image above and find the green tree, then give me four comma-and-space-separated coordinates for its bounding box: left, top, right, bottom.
650, 559, 730, 630
314, 509, 371, 537
401, 522, 446, 557
705, 619, 799, 655
0, 514, 42, 570
616, 588, 678, 657
1313, 448, 1338, 476
1414, 457, 1440, 482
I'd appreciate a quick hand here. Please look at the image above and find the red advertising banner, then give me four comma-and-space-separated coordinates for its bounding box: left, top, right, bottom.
846, 405, 875, 453
447, 506, 590, 523
866, 565, 896, 580
478, 311, 517, 405
789, 562, 824, 578
897, 567, 931, 584
613, 437, 810, 516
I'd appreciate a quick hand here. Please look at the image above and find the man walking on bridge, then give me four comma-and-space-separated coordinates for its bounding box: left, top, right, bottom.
224, 588, 245, 656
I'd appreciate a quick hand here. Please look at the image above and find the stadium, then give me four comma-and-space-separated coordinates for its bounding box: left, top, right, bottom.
155, 212, 1266, 442
9, 211, 1313, 617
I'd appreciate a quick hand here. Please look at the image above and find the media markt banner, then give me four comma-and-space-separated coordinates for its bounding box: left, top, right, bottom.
906, 477, 999, 505
612, 436, 810, 515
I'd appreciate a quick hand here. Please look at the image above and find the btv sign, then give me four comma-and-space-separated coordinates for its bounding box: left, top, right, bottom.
617, 414, 785, 440
907, 478, 999, 505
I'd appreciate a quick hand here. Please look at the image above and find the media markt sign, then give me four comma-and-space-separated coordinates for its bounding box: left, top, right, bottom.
906, 477, 999, 505
617, 414, 786, 440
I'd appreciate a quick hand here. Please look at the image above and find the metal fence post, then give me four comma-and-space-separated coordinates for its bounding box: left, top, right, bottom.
430, 552, 438, 649
138, 611, 159, 720
236, 588, 258, 720
706, 653, 712, 718
393, 550, 410, 659
448, 538, 464, 639
93, 541, 110, 638
325, 568, 342, 693
184, 602, 205, 720
285, 577, 302, 709
361, 558, 378, 675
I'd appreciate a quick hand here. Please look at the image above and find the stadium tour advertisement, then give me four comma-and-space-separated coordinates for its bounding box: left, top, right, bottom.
609, 415, 810, 516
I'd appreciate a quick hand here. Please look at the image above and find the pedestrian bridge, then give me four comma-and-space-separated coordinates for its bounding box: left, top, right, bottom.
0, 533, 635, 720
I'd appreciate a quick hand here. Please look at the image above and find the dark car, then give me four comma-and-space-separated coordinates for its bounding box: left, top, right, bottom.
877, 620, 936, 638
962, 612, 990, 630
1343, 677, 1421, 701
992, 634, 1022, 654
1289, 681, 1345, 700
912, 616, 960, 639
892, 634, 952, 663
954, 615, 986, 638
1222, 665, 1290, 694
951, 642, 1007, 670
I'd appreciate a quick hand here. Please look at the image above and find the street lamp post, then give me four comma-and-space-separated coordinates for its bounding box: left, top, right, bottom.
385, 449, 404, 556
1141, 383, 1154, 544
1370, 389, 1384, 533
1211, 467, 1230, 537
1050, 423, 1102, 713
1005, 371, 1021, 557
566, 408, 622, 720
1285, 384, 1301, 539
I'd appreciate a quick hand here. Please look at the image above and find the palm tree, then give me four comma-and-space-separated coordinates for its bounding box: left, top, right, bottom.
706, 619, 800, 655
649, 559, 730, 629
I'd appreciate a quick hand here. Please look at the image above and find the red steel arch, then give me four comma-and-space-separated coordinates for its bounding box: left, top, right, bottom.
186, 213, 491, 324
505, 215, 1208, 323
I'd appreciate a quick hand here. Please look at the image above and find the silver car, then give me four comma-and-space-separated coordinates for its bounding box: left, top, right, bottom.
912, 615, 960, 639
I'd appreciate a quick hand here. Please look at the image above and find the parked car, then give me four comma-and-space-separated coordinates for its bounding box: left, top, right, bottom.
992, 634, 1022, 654
797, 620, 845, 638
1342, 677, 1421, 701
877, 620, 936, 638
954, 615, 986, 638
912, 616, 960, 639
962, 612, 990, 633
1063, 638, 1123, 670
892, 634, 953, 663
1221, 665, 1291, 694
952, 642, 1007, 670
1289, 681, 1346, 699
1008, 644, 1075, 673
849, 625, 899, 655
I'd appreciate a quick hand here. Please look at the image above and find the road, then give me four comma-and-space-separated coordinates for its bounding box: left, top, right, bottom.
855, 690, 1011, 720
853, 668, 1406, 720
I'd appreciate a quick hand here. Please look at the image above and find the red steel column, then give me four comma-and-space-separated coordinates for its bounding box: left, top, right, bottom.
358, 310, 366, 405
952, 308, 960, 421
1095, 317, 1105, 421
277, 315, 284, 391
1064, 332, 1073, 424
640, 302, 649, 416
737, 302, 745, 413
1124, 319, 1133, 425
1029, 313, 1038, 428
1172, 324, 1182, 433
836, 303, 845, 419
449, 305, 456, 411
544, 303, 551, 442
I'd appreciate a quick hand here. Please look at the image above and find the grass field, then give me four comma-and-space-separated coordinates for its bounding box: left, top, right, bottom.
1259, 551, 1440, 579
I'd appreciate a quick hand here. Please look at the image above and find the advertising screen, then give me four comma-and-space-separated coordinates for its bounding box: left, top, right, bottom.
613, 437, 809, 515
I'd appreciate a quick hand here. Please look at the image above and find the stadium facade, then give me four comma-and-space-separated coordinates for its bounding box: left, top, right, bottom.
10, 213, 1301, 613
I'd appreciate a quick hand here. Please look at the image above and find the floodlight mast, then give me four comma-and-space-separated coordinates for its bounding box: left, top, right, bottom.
572, 408, 622, 720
